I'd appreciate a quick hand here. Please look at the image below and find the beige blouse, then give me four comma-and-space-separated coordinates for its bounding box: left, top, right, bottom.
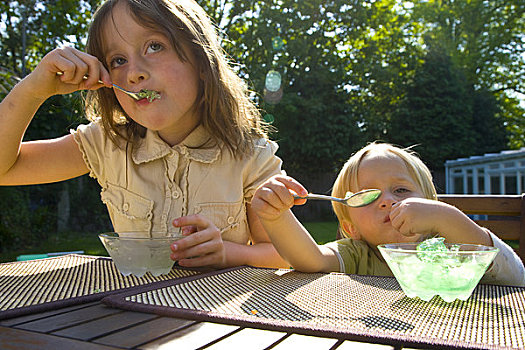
71, 121, 282, 244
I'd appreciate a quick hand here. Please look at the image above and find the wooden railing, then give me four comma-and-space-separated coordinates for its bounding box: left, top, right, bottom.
438, 194, 525, 264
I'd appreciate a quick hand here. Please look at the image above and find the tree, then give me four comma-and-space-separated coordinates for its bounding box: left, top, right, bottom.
387, 49, 478, 170
411, 0, 524, 147
214, 0, 369, 176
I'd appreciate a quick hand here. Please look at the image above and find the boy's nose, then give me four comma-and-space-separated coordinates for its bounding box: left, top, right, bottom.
379, 192, 396, 208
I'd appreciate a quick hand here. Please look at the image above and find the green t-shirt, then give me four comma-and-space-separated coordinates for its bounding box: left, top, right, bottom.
323, 238, 393, 276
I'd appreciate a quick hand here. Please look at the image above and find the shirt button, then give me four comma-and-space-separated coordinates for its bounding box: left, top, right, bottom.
227, 216, 235, 224
122, 203, 130, 212
172, 192, 180, 199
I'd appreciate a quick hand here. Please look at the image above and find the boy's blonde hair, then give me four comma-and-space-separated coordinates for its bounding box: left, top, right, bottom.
85, 0, 268, 156
332, 142, 437, 237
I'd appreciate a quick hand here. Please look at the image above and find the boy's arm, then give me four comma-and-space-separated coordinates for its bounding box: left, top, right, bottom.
390, 198, 492, 246
222, 203, 290, 268
257, 209, 340, 272
251, 175, 340, 272
481, 231, 525, 286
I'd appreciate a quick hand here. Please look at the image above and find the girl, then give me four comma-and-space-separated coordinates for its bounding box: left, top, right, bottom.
0, 0, 288, 269
252, 142, 525, 286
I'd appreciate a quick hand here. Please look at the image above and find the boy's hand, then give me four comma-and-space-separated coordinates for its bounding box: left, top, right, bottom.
28, 47, 111, 99
251, 175, 308, 221
170, 214, 226, 268
389, 197, 441, 237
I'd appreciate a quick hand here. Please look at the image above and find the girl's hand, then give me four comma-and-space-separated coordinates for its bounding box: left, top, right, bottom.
389, 197, 442, 237
251, 175, 308, 221
170, 214, 227, 268
27, 47, 111, 100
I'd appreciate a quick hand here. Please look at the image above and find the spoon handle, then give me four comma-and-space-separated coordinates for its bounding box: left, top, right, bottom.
293, 193, 344, 203
56, 72, 140, 100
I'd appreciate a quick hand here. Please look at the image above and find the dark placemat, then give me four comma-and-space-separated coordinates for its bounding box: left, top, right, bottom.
103, 266, 525, 350
0, 254, 201, 320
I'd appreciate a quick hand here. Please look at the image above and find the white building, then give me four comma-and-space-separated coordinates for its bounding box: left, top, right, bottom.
445, 148, 525, 194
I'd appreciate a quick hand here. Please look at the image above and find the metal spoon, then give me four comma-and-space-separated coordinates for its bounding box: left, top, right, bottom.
293, 189, 381, 208
55, 72, 160, 101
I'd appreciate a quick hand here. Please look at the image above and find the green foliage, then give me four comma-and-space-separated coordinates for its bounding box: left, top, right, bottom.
0, 0, 523, 251
388, 49, 477, 169
0, 187, 31, 250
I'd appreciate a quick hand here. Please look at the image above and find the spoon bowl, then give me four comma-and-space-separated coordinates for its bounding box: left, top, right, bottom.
293, 189, 381, 207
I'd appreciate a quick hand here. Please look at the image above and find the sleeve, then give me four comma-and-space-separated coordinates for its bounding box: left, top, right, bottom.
323, 239, 361, 274
481, 230, 525, 287
243, 139, 283, 201
70, 120, 110, 185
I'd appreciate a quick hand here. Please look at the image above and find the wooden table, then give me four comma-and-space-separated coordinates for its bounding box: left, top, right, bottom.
2, 256, 524, 350
0, 300, 397, 349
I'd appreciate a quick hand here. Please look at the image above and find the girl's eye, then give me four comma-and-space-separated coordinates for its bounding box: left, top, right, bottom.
109, 57, 126, 69
146, 42, 164, 54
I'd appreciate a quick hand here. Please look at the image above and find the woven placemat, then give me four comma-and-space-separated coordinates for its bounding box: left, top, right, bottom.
0, 254, 201, 320
103, 266, 525, 350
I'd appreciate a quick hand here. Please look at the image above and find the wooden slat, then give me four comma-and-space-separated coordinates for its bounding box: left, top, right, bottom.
0, 302, 100, 327
0, 326, 119, 350
271, 333, 340, 349
476, 220, 520, 240
52, 311, 158, 341
438, 194, 525, 263
15, 304, 121, 333
204, 327, 288, 349
337, 339, 395, 349
93, 316, 195, 348
438, 194, 522, 216
137, 321, 239, 350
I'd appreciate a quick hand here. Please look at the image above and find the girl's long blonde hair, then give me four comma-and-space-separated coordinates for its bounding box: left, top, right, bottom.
332, 142, 437, 238
85, 0, 268, 156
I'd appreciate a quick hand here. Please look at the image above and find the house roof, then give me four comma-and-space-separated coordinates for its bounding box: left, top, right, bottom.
445, 148, 525, 168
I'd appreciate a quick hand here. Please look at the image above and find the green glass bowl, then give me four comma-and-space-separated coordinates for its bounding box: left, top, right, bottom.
99, 232, 182, 277
378, 243, 498, 302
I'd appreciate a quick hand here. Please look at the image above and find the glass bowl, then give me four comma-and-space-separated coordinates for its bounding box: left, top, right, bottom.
378, 242, 499, 302
99, 232, 183, 277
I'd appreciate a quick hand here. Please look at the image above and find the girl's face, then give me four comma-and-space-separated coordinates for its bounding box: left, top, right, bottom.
102, 1, 201, 146
344, 152, 425, 248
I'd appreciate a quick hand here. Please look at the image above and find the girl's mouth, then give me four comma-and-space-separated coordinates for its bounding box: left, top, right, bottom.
136, 89, 161, 102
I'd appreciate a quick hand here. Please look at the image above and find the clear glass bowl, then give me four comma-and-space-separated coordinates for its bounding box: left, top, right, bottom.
378, 243, 499, 302
99, 232, 182, 277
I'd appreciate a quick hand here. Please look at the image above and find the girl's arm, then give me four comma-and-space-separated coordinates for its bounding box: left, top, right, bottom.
169, 206, 290, 269
390, 198, 493, 246
0, 47, 110, 185
250, 175, 340, 272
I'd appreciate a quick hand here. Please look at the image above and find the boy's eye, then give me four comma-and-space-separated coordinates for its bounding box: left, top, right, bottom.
394, 188, 410, 194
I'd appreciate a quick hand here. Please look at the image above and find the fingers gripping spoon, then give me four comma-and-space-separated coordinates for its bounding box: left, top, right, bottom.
55, 72, 161, 102
293, 189, 381, 207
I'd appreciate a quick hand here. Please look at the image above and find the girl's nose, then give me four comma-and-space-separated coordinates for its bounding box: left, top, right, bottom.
127, 59, 149, 84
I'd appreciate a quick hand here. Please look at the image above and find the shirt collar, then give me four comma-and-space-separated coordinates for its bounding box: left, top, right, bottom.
132, 125, 220, 164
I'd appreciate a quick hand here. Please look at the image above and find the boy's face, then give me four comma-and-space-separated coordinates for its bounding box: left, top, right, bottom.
344, 152, 425, 248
